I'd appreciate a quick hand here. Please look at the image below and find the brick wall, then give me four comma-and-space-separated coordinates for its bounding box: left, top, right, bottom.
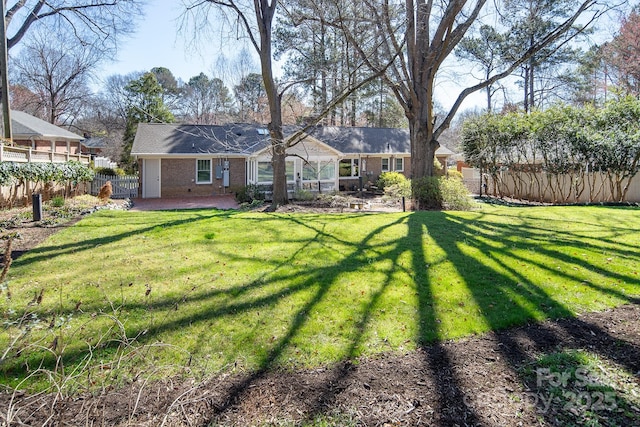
160, 158, 246, 197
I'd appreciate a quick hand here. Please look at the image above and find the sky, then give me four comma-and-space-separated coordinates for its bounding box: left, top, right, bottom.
96, 1, 239, 87
92, 0, 624, 113
94, 0, 484, 111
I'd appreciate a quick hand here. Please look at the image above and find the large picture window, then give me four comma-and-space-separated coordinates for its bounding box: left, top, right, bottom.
258, 160, 295, 182
318, 161, 335, 180
303, 161, 335, 181
258, 161, 273, 182
196, 159, 212, 184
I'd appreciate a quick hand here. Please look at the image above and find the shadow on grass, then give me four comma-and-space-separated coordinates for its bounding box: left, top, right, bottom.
10, 209, 238, 268
425, 210, 640, 424
3, 207, 639, 425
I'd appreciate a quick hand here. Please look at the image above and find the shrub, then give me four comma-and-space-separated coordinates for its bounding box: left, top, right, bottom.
440, 177, 474, 210
413, 176, 442, 210
433, 158, 446, 176
413, 176, 474, 211
447, 168, 463, 180
384, 181, 412, 200
376, 171, 407, 190
94, 167, 125, 176
51, 196, 66, 208
294, 188, 314, 201
234, 184, 265, 204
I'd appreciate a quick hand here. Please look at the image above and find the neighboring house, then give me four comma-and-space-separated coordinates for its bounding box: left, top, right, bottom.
81, 135, 107, 157
0, 110, 89, 164
131, 123, 454, 199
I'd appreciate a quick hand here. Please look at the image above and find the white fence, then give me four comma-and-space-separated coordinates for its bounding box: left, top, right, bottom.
94, 156, 118, 169
92, 174, 139, 199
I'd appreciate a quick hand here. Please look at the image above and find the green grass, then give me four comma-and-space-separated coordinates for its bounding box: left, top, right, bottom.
1, 204, 639, 390
521, 349, 640, 426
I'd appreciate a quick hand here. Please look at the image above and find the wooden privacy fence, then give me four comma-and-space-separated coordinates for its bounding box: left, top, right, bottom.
461, 167, 640, 203
92, 174, 139, 199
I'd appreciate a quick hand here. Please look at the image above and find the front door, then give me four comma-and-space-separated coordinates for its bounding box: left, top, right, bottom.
143, 158, 161, 198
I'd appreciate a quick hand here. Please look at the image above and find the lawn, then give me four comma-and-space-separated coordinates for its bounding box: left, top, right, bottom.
1, 204, 639, 391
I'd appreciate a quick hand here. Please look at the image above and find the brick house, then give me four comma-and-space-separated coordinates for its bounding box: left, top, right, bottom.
131, 123, 454, 199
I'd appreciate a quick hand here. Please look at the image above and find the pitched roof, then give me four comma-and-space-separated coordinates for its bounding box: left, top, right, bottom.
307, 126, 411, 154
299, 126, 454, 156
8, 110, 84, 141
81, 137, 107, 149
131, 123, 455, 157
132, 123, 271, 156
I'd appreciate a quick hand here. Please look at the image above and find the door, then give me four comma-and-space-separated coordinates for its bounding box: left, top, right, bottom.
143, 158, 161, 198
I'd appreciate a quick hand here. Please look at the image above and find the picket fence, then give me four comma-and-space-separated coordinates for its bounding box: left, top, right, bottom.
94, 156, 118, 169
92, 174, 139, 199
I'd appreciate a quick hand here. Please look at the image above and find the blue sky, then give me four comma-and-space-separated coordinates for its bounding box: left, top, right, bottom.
96, 1, 243, 87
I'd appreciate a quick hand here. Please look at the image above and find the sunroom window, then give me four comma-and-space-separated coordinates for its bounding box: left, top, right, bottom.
304, 161, 335, 180
258, 160, 295, 182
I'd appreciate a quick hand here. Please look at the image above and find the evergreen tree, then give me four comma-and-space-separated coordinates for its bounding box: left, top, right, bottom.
121, 72, 175, 172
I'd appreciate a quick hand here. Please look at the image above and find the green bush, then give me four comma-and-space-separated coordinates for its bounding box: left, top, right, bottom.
440, 177, 474, 210
447, 168, 463, 180
413, 176, 474, 211
94, 167, 125, 176
294, 188, 314, 201
384, 181, 412, 200
51, 196, 66, 208
376, 171, 407, 190
233, 184, 265, 204
413, 176, 443, 210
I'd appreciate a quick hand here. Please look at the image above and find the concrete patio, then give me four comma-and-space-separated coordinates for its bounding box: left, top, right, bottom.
128, 195, 239, 211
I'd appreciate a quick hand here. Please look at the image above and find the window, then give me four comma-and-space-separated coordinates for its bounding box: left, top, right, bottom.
303, 161, 335, 181
196, 159, 212, 184
318, 161, 335, 180
258, 160, 295, 182
303, 162, 316, 181
381, 158, 390, 172
339, 159, 359, 177
395, 157, 404, 172
258, 162, 273, 182
285, 161, 295, 181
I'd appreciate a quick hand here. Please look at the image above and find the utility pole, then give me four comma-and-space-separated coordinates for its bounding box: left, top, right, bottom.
0, 1, 12, 141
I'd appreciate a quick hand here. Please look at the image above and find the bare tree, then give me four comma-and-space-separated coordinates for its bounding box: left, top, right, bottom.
182, 0, 390, 206
298, 0, 609, 192
10, 29, 100, 125
1, 0, 144, 140
4, 0, 144, 52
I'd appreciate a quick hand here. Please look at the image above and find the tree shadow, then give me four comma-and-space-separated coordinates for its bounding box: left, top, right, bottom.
3, 207, 639, 425
425, 210, 640, 424
10, 209, 238, 268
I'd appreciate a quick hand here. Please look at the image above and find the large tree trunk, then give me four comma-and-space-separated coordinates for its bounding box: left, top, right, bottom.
409, 117, 439, 179
253, 0, 288, 207
269, 125, 288, 206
